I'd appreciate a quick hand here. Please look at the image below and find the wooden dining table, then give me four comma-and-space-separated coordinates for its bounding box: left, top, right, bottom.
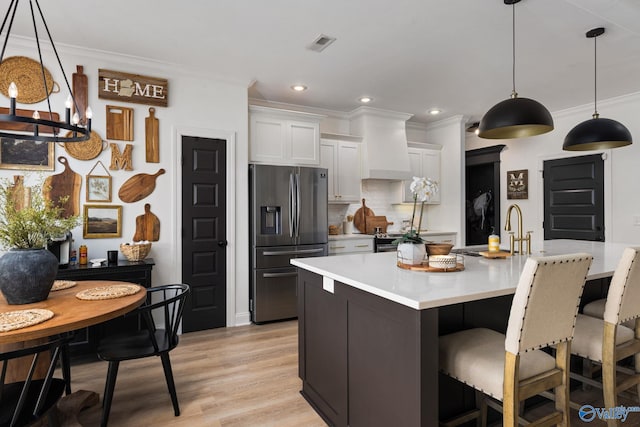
0, 280, 147, 345
0, 280, 147, 424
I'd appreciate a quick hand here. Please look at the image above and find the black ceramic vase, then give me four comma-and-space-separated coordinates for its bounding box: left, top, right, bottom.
0, 248, 58, 305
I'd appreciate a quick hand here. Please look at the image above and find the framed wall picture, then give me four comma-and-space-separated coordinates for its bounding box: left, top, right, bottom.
83, 204, 122, 238
507, 169, 528, 199
86, 161, 112, 202
0, 138, 55, 171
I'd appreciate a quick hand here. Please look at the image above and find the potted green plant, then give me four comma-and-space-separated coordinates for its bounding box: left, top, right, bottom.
394, 176, 439, 265
0, 177, 80, 304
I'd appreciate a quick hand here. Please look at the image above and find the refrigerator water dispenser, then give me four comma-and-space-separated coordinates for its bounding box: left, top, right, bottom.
261, 206, 281, 235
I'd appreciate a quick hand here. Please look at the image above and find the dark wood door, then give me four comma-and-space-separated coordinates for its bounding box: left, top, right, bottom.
181, 136, 227, 332
465, 145, 505, 246
543, 154, 604, 241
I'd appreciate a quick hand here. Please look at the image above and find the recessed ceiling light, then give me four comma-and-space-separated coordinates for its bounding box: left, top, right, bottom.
428, 108, 441, 115
359, 96, 373, 103
291, 85, 307, 92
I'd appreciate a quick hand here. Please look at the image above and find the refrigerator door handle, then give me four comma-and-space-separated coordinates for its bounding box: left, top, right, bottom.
295, 172, 301, 238
262, 248, 325, 256
288, 173, 295, 238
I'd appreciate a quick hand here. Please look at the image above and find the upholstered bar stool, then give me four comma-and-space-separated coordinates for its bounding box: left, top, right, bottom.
570, 247, 640, 427
439, 253, 593, 427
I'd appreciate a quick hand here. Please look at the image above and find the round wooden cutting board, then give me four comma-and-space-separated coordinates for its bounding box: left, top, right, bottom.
353, 198, 374, 233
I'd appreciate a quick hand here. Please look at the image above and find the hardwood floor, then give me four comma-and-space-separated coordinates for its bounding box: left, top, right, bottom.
65, 320, 640, 426
69, 320, 325, 427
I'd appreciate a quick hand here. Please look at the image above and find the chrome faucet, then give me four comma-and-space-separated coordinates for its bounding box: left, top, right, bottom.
504, 204, 531, 255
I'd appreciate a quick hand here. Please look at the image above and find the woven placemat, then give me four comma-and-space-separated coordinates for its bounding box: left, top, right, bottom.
0, 56, 56, 104
76, 284, 141, 301
51, 280, 77, 291
0, 309, 55, 332
63, 131, 105, 160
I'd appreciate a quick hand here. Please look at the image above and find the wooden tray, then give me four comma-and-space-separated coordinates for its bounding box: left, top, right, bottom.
397, 261, 464, 272
479, 250, 512, 259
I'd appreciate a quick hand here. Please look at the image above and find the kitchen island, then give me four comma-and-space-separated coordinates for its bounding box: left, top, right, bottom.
291, 240, 636, 427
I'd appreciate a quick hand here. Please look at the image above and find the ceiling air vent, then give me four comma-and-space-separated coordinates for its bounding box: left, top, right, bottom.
307, 34, 336, 52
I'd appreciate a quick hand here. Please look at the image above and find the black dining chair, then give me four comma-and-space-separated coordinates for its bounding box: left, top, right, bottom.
0, 334, 73, 427
96, 284, 190, 427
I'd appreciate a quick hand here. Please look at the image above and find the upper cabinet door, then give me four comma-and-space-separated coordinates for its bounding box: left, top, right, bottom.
249, 106, 324, 166
320, 141, 338, 201
289, 120, 320, 165
336, 141, 361, 202
401, 145, 441, 204
320, 138, 361, 204
250, 115, 287, 164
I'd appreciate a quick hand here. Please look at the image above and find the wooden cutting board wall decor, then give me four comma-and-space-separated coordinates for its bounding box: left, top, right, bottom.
9, 175, 30, 211
106, 105, 134, 141
43, 156, 81, 218
145, 107, 159, 163
133, 203, 160, 241
118, 168, 165, 203
0, 107, 59, 134
72, 65, 88, 125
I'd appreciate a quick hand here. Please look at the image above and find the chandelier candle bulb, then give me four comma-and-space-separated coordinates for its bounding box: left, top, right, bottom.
65, 95, 72, 124
8, 82, 17, 114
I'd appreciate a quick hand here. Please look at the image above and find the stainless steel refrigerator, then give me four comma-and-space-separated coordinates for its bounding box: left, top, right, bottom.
249, 164, 328, 323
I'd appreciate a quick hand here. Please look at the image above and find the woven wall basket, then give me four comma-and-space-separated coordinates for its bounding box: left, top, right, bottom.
63, 130, 106, 160
0, 56, 59, 104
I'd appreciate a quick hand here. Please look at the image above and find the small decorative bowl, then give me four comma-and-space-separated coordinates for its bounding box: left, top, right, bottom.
428, 254, 458, 269
425, 243, 454, 256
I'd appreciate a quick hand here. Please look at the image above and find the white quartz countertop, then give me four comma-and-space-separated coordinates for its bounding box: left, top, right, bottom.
291, 239, 637, 310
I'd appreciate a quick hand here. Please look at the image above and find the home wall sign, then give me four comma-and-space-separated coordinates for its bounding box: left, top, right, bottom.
507, 169, 528, 200
98, 69, 168, 107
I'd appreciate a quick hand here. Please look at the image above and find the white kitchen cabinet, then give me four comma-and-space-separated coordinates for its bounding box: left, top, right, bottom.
328, 236, 373, 255
400, 143, 442, 204
320, 135, 362, 203
249, 106, 324, 166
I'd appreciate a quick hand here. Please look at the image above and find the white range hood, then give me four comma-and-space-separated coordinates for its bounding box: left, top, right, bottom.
348, 107, 413, 180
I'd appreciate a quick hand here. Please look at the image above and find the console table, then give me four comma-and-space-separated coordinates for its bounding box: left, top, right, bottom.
55, 259, 154, 357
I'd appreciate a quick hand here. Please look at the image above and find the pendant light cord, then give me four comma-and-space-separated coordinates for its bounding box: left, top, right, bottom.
512, 2, 517, 96
593, 33, 598, 117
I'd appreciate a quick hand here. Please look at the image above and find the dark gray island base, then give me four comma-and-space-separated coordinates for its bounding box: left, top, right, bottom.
294, 243, 619, 426
297, 269, 438, 427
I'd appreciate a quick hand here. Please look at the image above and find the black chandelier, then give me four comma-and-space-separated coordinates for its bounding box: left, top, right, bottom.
0, 0, 91, 143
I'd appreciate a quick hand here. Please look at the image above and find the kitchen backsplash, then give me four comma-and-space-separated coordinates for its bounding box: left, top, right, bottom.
328, 180, 432, 234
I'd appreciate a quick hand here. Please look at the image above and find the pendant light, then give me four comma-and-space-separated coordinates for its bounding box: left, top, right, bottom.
478, 0, 554, 139
563, 28, 632, 151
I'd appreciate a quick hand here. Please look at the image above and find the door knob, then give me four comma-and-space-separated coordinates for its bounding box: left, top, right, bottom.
217, 240, 228, 247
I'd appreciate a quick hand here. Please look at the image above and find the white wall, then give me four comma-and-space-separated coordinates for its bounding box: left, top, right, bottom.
1, 38, 251, 326
466, 92, 640, 246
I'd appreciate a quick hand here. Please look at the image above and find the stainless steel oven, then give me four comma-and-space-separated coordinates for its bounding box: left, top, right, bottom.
374, 235, 400, 253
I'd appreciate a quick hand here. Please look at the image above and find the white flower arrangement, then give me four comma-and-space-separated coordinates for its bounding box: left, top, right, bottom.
393, 176, 439, 244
